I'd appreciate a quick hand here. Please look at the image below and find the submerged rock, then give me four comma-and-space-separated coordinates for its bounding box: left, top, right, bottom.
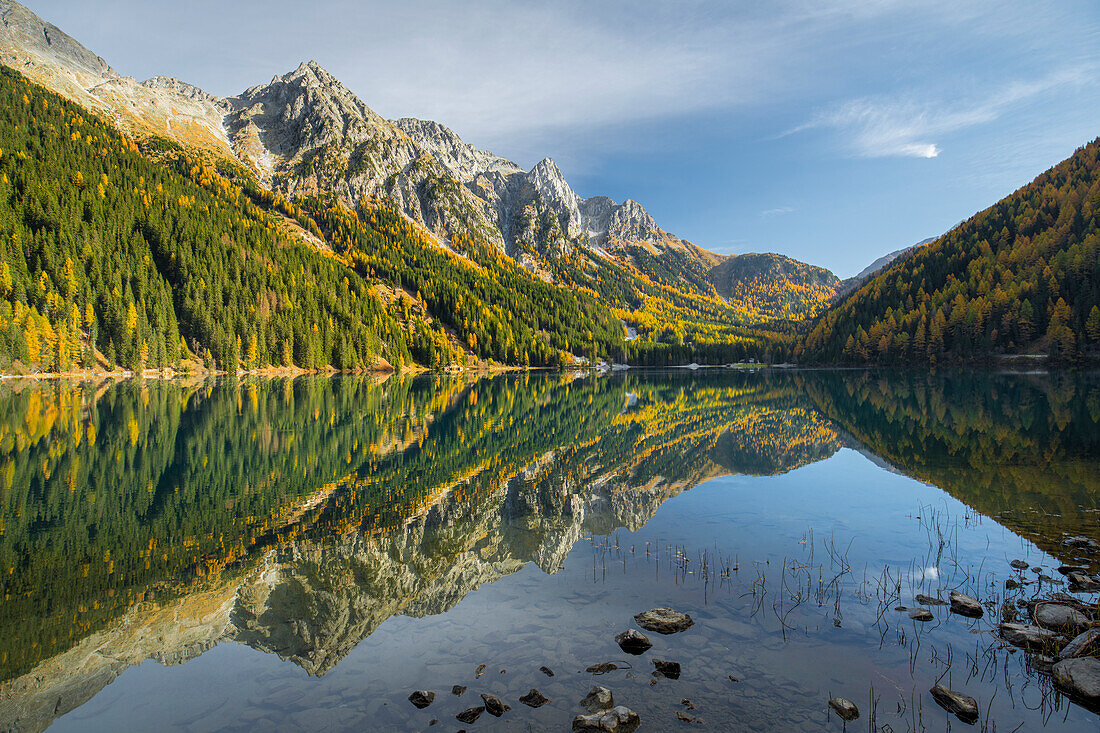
1034, 603, 1091, 635
949, 591, 984, 618
828, 697, 860, 721
909, 608, 934, 622
1000, 623, 1061, 651
408, 690, 435, 709
930, 684, 979, 724
1066, 571, 1100, 592
456, 706, 485, 724
634, 607, 694, 634
580, 686, 615, 713
519, 689, 550, 708
916, 594, 948, 606
586, 662, 619, 675
1059, 628, 1100, 660
1057, 565, 1088, 576
452, 685, 466, 696
480, 693, 510, 717
1010, 559, 1030, 570
572, 705, 641, 733
539, 665, 555, 677
615, 629, 653, 655
653, 659, 681, 679
1052, 657, 1100, 704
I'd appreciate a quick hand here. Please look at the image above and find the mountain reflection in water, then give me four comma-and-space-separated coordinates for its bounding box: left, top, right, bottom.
0, 370, 1096, 731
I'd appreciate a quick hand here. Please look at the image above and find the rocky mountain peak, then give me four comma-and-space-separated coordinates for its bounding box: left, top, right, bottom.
526, 157, 583, 237
141, 76, 222, 106
0, 0, 116, 80
393, 117, 522, 180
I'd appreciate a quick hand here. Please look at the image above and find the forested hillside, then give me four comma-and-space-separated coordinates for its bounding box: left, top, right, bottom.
799, 139, 1100, 364
0, 66, 412, 373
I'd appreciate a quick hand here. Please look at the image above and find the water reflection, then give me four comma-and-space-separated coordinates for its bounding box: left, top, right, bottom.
0, 369, 1096, 730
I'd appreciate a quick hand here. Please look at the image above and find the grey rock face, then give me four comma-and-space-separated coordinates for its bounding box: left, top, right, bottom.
0, 1, 115, 79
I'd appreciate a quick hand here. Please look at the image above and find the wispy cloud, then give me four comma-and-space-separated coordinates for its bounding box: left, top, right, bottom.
760, 206, 795, 217
787, 67, 1090, 159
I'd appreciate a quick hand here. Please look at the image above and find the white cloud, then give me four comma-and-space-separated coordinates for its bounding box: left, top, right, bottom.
761, 206, 796, 216
788, 67, 1090, 159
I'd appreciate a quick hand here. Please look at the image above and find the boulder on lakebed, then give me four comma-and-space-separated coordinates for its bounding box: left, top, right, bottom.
634, 607, 694, 634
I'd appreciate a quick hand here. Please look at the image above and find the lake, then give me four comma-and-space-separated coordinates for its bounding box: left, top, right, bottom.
0, 370, 1097, 731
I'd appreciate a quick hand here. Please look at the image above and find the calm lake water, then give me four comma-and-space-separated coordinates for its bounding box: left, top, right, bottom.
0, 370, 1097, 731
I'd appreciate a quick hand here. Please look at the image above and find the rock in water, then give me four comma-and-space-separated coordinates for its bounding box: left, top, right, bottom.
828, 697, 860, 721
1034, 603, 1091, 635
949, 591, 984, 618
1052, 657, 1100, 704
572, 705, 641, 733
653, 659, 681, 679
580, 686, 615, 713
1059, 628, 1100, 659
615, 629, 653, 655
1000, 623, 1061, 651
909, 608, 934, 622
586, 662, 619, 675
539, 665, 555, 677
1010, 559, 1030, 570
519, 689, 550, 708
930, 684, 979, 724
452, 685, 466, 696
634, 607, 694, 634
915, 594, 948, 606
456, 706, 485, 724
480, 693, 510, 717
1065, 571, 1100, 592
408, 690, 435, 709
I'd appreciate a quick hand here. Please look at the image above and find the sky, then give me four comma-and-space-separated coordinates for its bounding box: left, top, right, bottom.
33, 0, 1100, 277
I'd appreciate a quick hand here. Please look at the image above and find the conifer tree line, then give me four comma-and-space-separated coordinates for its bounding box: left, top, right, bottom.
800, 139, 1100, 365
0, 66, 413, 373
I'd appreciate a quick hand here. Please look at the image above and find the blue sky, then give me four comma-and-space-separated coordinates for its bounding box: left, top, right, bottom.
37, 0, 1100, 277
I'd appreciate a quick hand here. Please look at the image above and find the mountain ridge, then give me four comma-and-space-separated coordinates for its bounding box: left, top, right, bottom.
0, 0, 839, 304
